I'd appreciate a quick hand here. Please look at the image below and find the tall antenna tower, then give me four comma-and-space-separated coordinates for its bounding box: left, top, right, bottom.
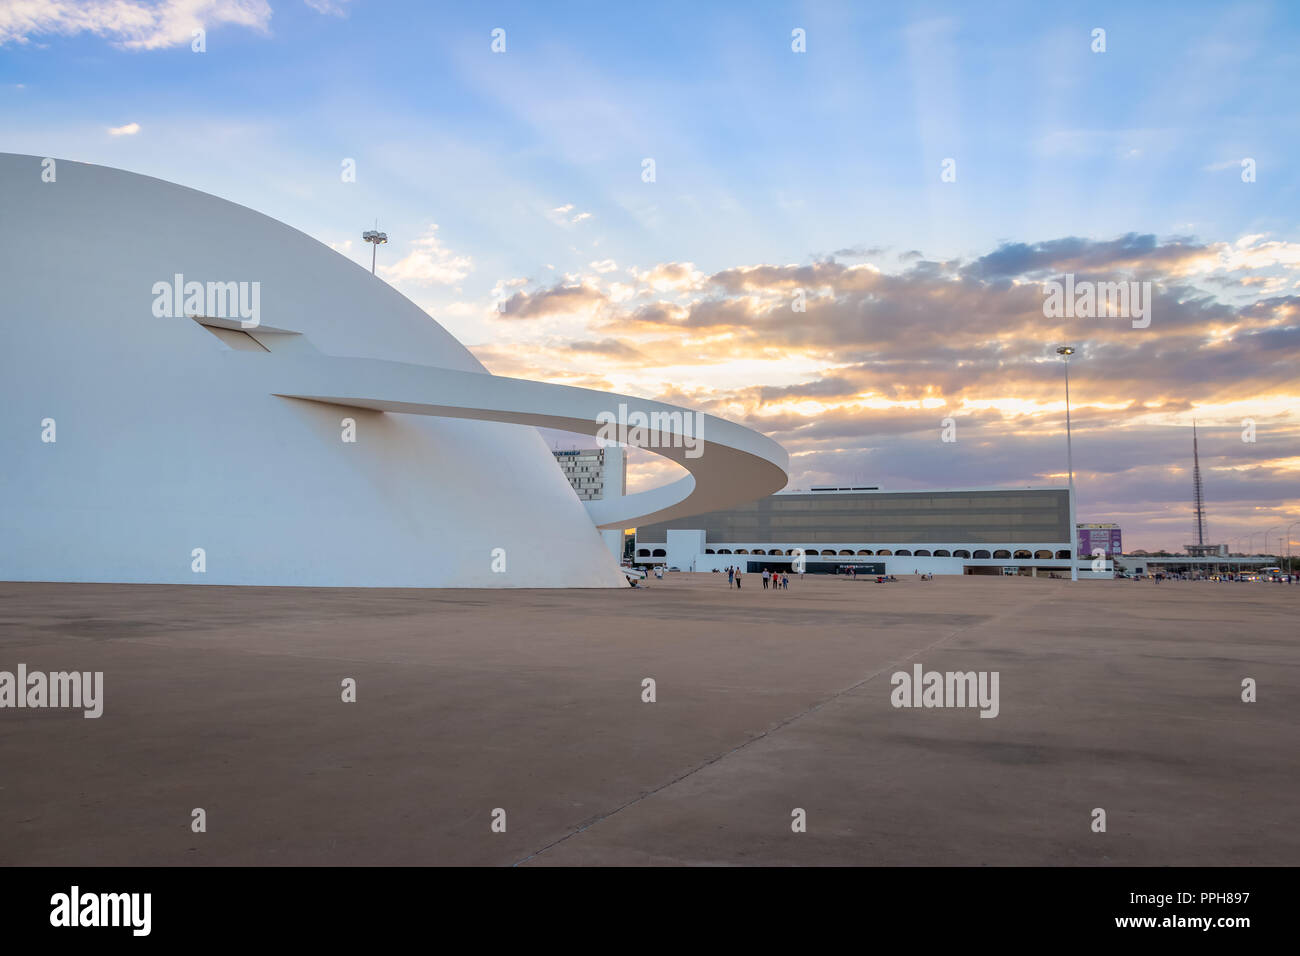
1192, 420, 1207, 546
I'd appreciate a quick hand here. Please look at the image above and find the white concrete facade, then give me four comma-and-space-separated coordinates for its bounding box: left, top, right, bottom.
684, 551, 1111, 579
0, 154, 787, 587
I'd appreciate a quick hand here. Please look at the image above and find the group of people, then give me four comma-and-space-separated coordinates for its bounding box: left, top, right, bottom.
724, 566, 791, 590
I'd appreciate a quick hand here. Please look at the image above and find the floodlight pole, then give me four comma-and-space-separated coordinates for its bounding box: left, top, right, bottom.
362, 228, 388, 275
1057, 347, 1078, 581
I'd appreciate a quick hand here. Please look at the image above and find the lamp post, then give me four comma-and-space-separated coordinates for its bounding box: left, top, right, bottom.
1263, 525, 1280, 559
362, 228, 388, 275
1056, 346, 1078, 581
1286, 521, 1299, 573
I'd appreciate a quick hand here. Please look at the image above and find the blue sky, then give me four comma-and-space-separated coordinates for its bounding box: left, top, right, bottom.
5, 2, 1296, 303
3, 0, 1298, 550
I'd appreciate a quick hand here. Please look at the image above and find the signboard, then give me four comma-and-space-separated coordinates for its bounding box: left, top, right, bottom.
841, 563, 886, 575
1077, 525, 1122, 556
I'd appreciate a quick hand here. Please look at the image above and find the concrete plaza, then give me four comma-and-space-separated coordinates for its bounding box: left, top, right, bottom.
1, 574, 1295, 866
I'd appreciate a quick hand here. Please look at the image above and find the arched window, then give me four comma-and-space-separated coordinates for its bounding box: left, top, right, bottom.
934, 549, 951, 557
896, 549, 912, 556
637, 549, 650, 556
856, 549, 873, 556
1056, 549, 1070, 559
769, 549, 785, 556
973, 549, 990, 559
752, 549, 766, 555
652, 548, 666, 557
993, 549, 1011, 559
838, 549, 853, 556
820, 549, 836, 556
954, 549, 970, 558
1013, 550, 1031, 559
718, 549, 732, 554
915, 549, 932, 556
1034, 550, 1052, 560
736, 549, 750, 554
705, 549, 716, 554
877, 549, 893, 556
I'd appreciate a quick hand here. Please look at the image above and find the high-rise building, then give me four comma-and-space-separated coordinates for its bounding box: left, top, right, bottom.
553, 447, 626, 501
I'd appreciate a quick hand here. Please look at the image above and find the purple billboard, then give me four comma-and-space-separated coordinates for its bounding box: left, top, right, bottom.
1077, 525, 1122, 556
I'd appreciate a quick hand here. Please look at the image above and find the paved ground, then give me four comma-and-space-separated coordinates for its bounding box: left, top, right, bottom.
0, 574, 1296, 866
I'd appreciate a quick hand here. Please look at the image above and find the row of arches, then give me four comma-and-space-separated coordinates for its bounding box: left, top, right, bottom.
637, 547, 1071, 560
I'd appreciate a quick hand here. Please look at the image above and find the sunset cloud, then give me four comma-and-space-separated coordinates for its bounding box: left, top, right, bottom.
380, 224, 472, 286
468, 233, 1300, 551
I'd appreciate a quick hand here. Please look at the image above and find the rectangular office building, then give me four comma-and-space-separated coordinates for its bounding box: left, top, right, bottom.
634, 487, 1105, 577
553, 447, 627, 501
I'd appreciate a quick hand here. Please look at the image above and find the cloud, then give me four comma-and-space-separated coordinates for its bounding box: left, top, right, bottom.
468, 232, 1299, 549
0, 0, 273, 50
490, 276, 529, 298
567, 339, 646, 360
303, 0, 352, 15
547, 203, 593, 226
497, 280, 606, 319
379, 224, 473, 286
961, 233, 1209, 281
107, 121, 141, 136
629, 261, 706, 293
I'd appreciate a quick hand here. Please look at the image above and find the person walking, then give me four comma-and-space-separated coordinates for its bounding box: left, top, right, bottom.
735, 567, 742, 589
762, 569, 770, 589
727, 566, 734, 589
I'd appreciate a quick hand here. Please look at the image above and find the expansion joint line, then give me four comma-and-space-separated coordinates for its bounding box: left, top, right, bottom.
513, 589, 1054, 865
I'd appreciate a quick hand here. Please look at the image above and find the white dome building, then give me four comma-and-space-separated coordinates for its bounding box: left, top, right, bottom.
0, 154, 787, 587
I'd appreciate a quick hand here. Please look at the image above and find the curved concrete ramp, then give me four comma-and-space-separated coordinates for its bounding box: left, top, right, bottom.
265, 354, 789, 529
